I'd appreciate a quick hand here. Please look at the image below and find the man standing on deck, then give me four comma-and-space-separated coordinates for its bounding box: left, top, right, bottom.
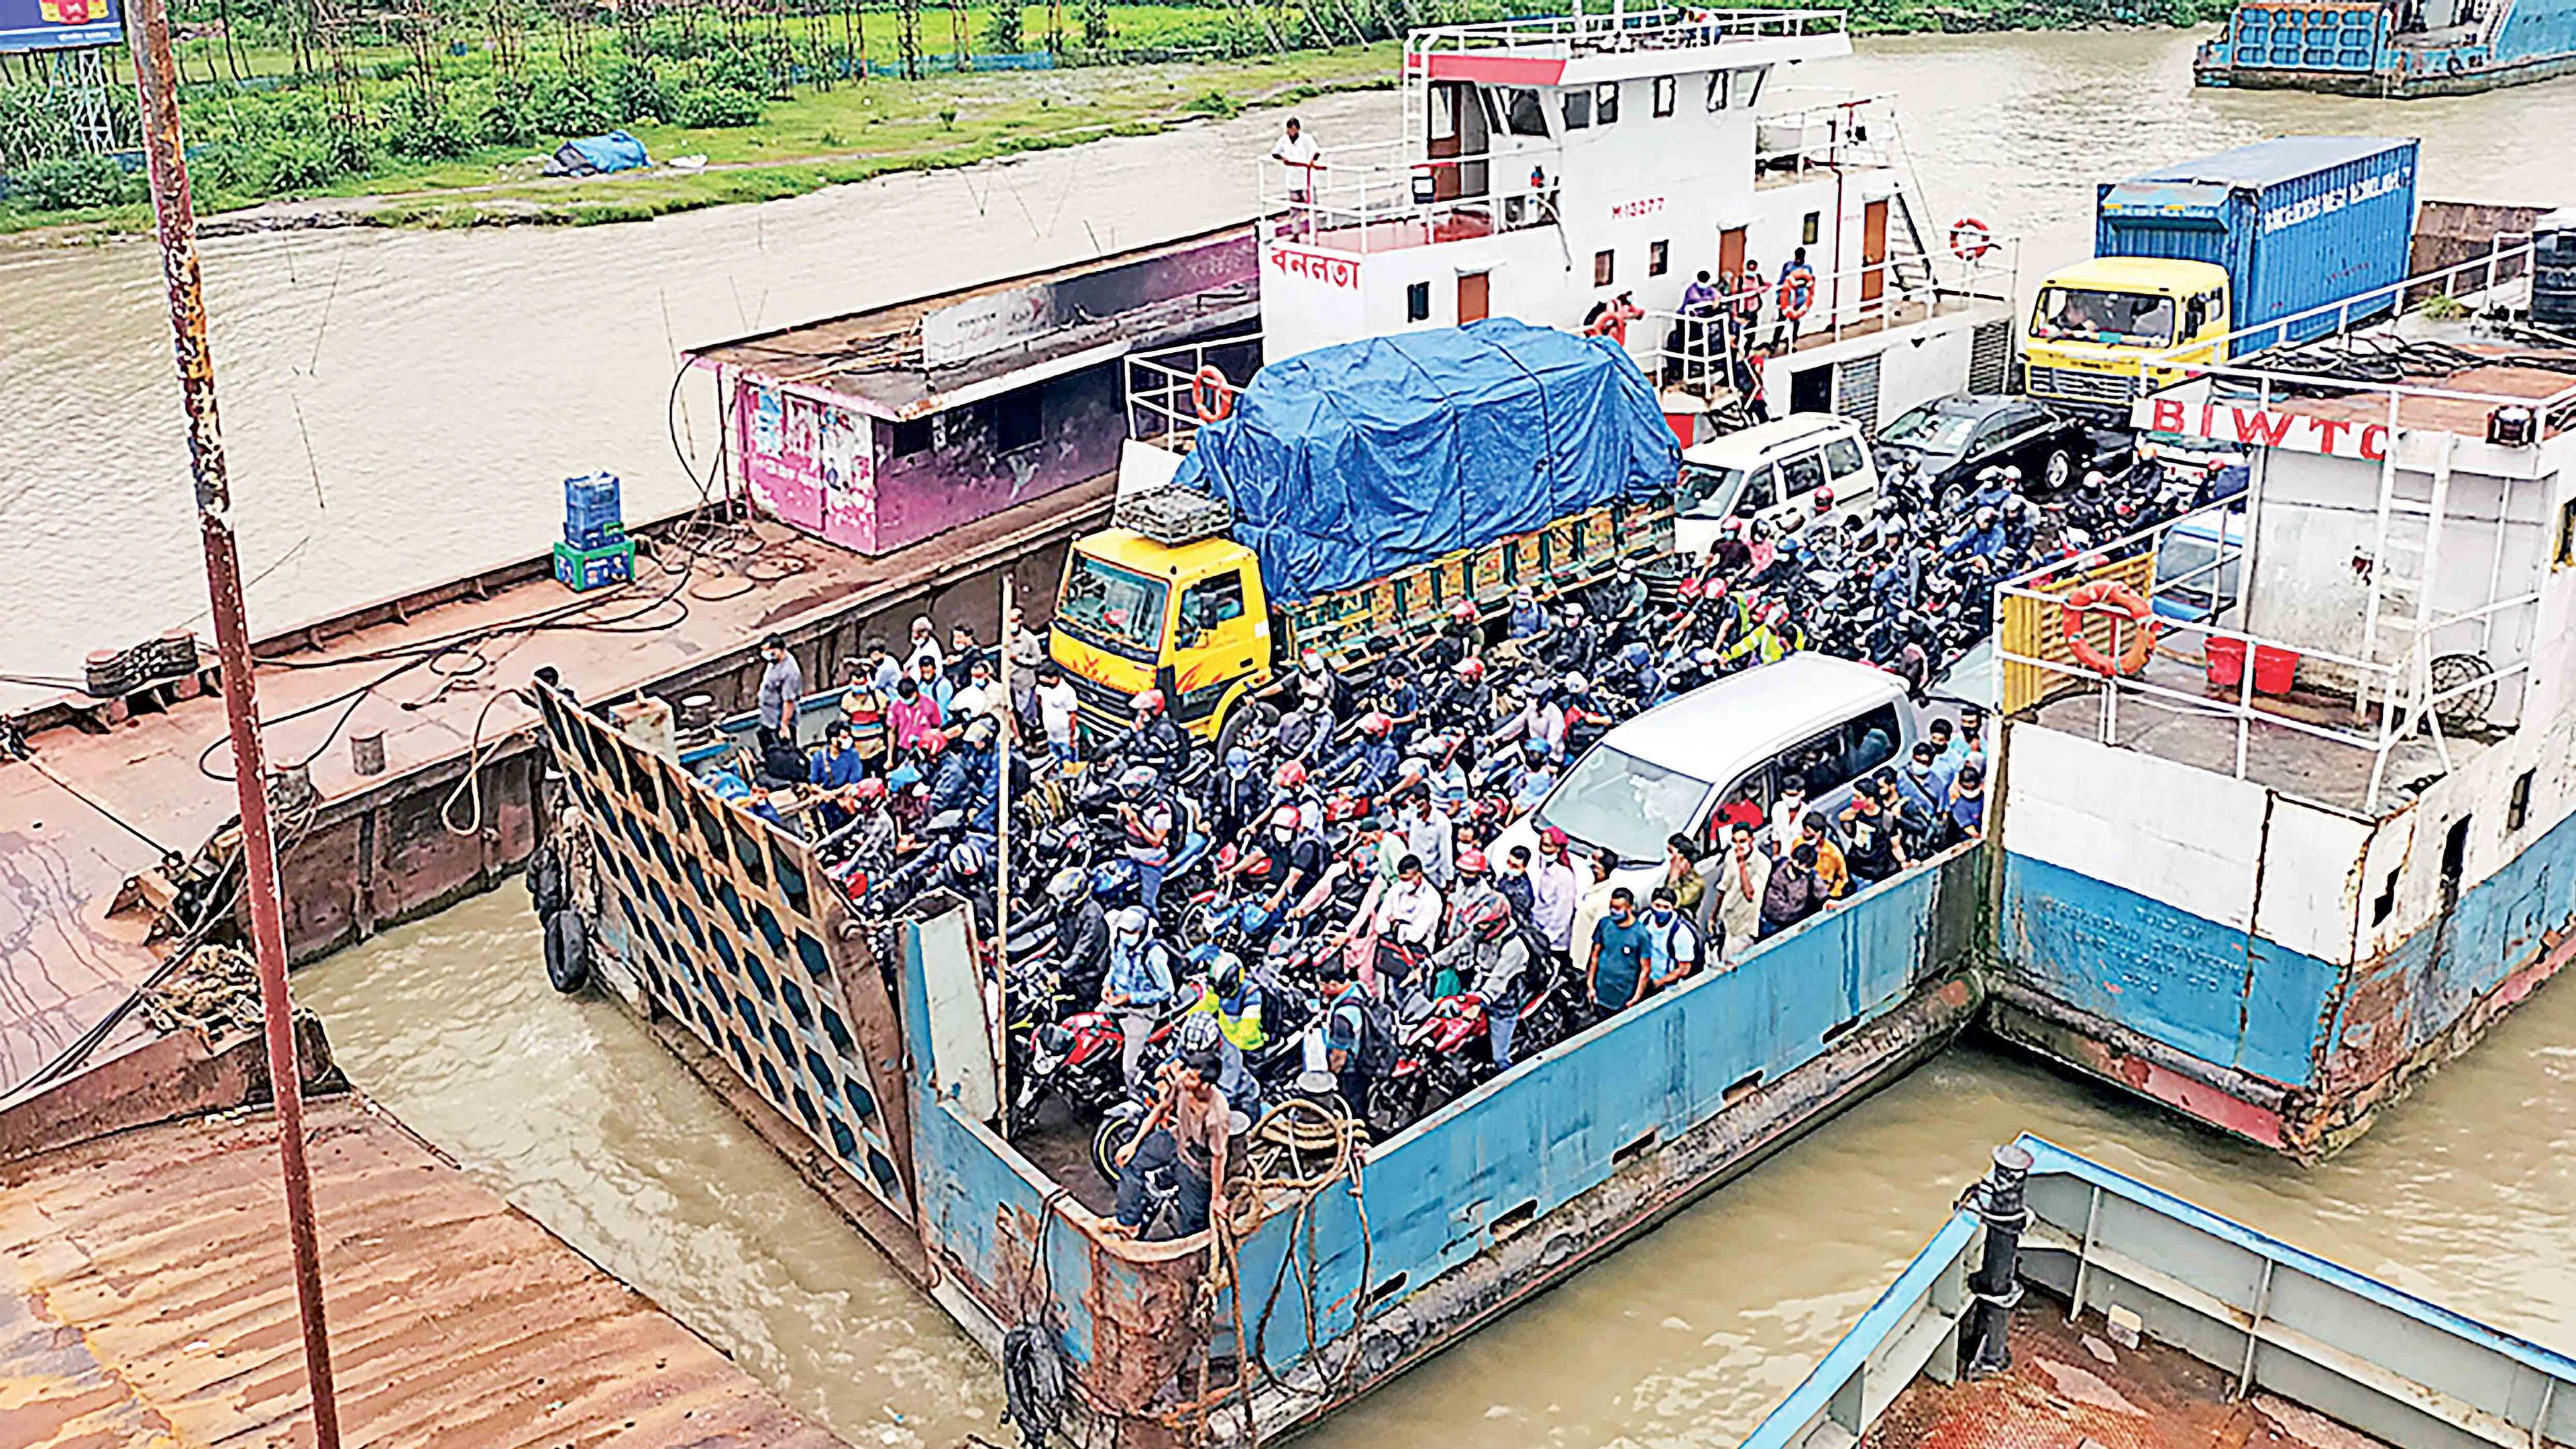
756, 633, 804, 765
1585, 887, 1650, 1025
1272, 116, 1324, 236
1530, 827, 1581, 970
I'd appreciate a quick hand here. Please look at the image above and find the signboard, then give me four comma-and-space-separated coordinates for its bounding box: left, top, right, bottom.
2133, 394, 2392, 462
1, 0, 123, 53
921, 281, 1058, 368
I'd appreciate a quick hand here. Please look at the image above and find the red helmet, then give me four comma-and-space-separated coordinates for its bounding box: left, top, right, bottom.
1677, 575, 1703, 600
1450, 599, 1478, 623
1813, 485, 1835, 511
1456, 847, 1489, 875
1763, 602, 1790, 628
919, 731, 949, 757
850, 777, 887, 802
1132, 689, 1166, 716
1460, 894, 1512, 938
1274, 759, 1307, 790
1270, 804, 1302, 829
1358, 711, 1393, 737
1456, 657, 1486, 683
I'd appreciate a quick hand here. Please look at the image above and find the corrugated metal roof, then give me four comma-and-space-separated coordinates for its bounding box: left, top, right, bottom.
0, 1094, 850, 1449
2122, 136, 2412, 189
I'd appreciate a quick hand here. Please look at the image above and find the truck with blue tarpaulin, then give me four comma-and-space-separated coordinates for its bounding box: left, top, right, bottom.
2020, 137, 2420, 419
1046, 318, 1682, 747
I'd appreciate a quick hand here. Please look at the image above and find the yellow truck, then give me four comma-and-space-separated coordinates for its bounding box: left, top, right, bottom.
2019, 257, 2232, 417
1046, 487, 1673, 753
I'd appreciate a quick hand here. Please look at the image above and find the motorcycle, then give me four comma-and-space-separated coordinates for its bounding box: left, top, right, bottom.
1364, 989, 1492, 1139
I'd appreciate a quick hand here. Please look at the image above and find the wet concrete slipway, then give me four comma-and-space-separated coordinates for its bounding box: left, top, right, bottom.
11, 25, 2576, 1449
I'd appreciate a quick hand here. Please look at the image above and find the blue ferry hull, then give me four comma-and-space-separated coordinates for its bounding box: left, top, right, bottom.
2196, 0, 2576, 95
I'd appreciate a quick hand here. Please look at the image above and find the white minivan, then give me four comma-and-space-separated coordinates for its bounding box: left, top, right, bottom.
1674, 413, 1880, 557
1491, 654, 1922, 940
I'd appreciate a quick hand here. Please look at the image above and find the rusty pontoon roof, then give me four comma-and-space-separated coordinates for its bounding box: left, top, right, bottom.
0, 1094, 849, 1449
688, 221, 1257, 418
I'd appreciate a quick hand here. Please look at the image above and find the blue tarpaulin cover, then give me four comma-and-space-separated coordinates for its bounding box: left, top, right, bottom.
564, 129, 649, 174
1169, 319, 1679, 605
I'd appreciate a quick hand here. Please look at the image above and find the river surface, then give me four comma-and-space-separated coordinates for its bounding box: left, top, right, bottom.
32, 22, 2576, 1449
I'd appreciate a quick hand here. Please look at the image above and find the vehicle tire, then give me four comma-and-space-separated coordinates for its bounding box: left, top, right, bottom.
543, 909, 590, 994
2043, 447, 2073, 491
1092, 1113, 1140, 1183
1364, 1077, 1419, 1141
1215, 698, 1277, 762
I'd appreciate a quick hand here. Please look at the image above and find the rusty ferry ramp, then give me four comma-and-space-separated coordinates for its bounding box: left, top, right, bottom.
0, 481, 1106, 1134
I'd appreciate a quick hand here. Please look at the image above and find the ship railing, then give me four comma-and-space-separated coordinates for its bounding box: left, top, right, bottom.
1125, 331, 1262, 455
2140, 240, 2576, 430
1627, 241, 2018, 398
1260, 138, 1566, 256
1990, 498, 2539, 818
1751, 91, 1902, 176
1401, 5, 1844, 63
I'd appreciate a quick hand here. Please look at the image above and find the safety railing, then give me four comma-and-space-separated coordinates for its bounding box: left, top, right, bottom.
1623, 240, 2019, 396
1751, 91, 1902, 178
1990, 498, 2534, 816
1125, 333, 1259, 453
1260, 138, 1564, 256
2141, 241, 2576, 431
1401, 5, 1844, 63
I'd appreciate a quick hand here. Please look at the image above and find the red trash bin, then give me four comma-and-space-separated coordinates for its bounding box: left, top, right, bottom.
2204, 635, 2247, 690
2251, 645, 2300, 696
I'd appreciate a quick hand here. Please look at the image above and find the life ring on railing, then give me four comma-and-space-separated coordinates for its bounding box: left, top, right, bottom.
2060, 580, 2156, 677
1775, 272, 1814, 321
1192, 365, 1235, 423
1949, 215, 1996, 261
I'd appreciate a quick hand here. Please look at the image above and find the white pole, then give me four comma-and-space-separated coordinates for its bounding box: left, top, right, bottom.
996, 574, 1016, 1085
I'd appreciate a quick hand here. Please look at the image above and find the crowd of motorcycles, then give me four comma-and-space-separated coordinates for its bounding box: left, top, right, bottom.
790, 453, 2228, 1180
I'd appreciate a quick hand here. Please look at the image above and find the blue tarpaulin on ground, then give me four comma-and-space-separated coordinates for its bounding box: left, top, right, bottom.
562, 129, 649, 174
1169, 319, 1679, 606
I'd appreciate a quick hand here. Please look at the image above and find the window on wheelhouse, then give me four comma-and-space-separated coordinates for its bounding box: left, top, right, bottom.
1562, 88, 1593, 130
1057, 553, 1168, 661
1498, 87, 1550, 138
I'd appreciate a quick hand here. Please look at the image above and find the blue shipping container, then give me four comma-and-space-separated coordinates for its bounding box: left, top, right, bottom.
2095, 136, 2418, 352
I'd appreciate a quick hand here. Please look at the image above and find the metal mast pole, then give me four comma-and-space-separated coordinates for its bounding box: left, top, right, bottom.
128, 0, 344, 1442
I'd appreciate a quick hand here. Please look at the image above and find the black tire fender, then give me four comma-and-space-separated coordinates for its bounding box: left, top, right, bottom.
543, 909, 590, 994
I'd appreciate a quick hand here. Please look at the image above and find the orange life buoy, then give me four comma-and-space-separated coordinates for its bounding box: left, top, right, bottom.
1192, 364, 1235, 423
1775, 271, 1814, 321
1949, 215, 1996, 261
2060, 580, 2157, 677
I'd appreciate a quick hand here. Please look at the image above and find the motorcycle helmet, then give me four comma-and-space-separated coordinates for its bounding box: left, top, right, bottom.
1046, 865, 1088, 904
949, 841, 987, 876
1559, 599, 1585, 621
1811, 484, 1835, 513
1616, 557, 1637, 578
1450, 599, 1479, 625
1274, 759, 1307, 791
1224, 747, 1254, 777
1113, 906, 1152, 938
1560, 672, 1587, 696
1358, 711, 1394, 738
888, 763, 924, 792
1212, 951, 1244, 998
849, 777, 887, 802
1119, 764, 1158, 796
964, 714, 999, 747
1456, 847, 1489, 876
1618, 641, 1650, 674
1270, 804, 1302, 835
1455, 656, 1485, 683
919, 731, 948, 757
1132, 688, 1166, 718
1461, 894, 1512, 941
1521, 737, 1550, 762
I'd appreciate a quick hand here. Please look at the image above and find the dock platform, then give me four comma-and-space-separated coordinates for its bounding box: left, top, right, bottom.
0, 1091, 849, 1449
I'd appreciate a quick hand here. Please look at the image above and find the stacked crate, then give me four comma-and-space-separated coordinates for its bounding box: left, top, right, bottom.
553, 472, 634, 592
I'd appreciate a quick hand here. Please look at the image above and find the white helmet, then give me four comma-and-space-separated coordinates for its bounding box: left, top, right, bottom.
1114, 906, 1152, 937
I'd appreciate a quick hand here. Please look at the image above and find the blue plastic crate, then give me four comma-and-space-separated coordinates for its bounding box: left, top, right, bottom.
563, 472, 624, 548
553, 537, 635, 593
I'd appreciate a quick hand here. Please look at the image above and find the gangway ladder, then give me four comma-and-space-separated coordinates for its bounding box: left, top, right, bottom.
1886, 191, 1939, 296
2357, 411, 2461, 813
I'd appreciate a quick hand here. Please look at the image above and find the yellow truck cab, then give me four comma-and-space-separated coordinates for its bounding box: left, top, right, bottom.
2019, 257, 2230, 418
1049, 519, 1275, 747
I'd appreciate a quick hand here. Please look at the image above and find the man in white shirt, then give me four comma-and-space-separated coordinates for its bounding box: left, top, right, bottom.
1530, 826, 1582, 962
1399, 791, 1455, 890
904, 614, 943, 677
1271, 116, 1324, 234
1349, 851, 1444, 952
1033, 664, 1081, 763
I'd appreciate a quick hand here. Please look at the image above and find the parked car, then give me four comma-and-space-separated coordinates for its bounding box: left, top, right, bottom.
1674, 413, 1880, 556
1874, 393, 2108, 497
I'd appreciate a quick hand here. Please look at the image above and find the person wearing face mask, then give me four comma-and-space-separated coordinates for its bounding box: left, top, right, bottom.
1241, 805, 1324, 919
1585, 887, 1651, 1025
1640, 885, 1706, 995
1212, 746, 1272, 844
1711, 820, 1770, 961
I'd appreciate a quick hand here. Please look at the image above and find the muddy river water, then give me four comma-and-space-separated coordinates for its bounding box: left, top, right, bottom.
15, 23, 2576, 1448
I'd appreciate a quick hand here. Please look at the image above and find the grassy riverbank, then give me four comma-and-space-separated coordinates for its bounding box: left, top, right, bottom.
0, 0, 2210, 237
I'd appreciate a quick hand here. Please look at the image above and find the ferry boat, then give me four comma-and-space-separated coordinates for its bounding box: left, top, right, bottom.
1982, 253, 2576, 1161
2194, 0, 2576, 95
1250, 4, 2020, 444
1743, 1136, 2576, 1449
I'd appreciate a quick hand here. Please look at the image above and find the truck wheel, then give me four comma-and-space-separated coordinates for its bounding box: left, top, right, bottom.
2043, 447, 2073, 491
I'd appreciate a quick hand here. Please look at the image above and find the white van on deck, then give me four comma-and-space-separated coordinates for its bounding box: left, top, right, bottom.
1491, 654, 1922, 945
1674, 413, 1880, 557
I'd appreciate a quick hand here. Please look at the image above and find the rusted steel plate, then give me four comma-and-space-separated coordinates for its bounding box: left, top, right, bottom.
0, 1094, 849, 1449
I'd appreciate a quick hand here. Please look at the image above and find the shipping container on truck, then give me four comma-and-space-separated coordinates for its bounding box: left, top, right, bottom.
2021, 136, 2418, 419
1046, 320, 1682, 753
